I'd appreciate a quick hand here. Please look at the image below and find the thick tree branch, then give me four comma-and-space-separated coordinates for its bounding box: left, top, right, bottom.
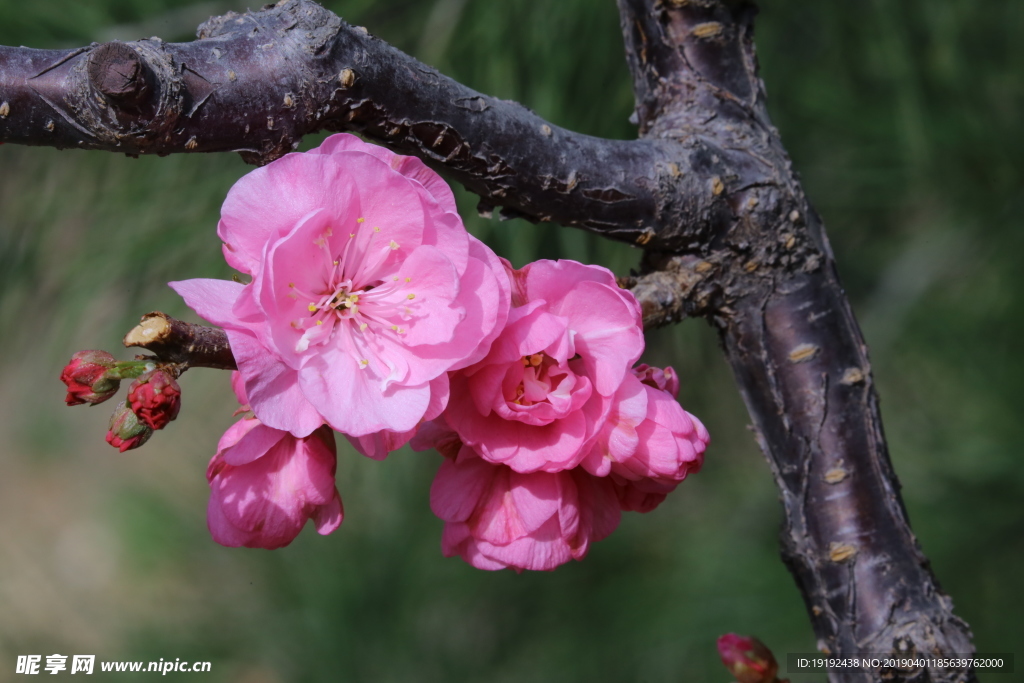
4, 1, 978, 680
616, 2, 977, 681
0, 0, 692, 247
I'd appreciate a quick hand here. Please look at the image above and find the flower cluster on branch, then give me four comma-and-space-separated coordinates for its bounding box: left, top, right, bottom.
62, 134, 709, 571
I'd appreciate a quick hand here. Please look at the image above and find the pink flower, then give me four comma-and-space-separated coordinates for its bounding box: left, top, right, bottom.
171, 134, 509, 440
415, 419, 620, 571
206, 373, 343, 549
61, 350, 120, 406
127, 368, 181, 429
442, 259, 644, 473
416, 361, 709, 570
581, 365, 709, 512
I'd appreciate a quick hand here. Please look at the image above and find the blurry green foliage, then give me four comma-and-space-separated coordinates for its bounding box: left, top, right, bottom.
0, 0, 1020, 681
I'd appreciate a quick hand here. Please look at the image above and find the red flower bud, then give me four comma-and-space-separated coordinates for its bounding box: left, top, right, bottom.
61, 350, 120, 406
127, 369, 181, 430
717, 633, 779, 683
106, 401, 154, 452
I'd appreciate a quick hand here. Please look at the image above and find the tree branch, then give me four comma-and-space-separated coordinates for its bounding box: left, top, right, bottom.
123, 312, 235, 370
616, 2, 977, 680
0, 0, 684, 246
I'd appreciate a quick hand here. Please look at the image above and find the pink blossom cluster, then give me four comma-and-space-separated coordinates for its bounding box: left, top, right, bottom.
173, 134, 708, 565
411, 261, 709, 571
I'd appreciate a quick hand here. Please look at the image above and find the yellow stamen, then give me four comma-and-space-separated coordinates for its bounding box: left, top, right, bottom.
359, 323, 368, 331
316, 320, 323, 325
308, 303, 317, 312
407, 293, 416, 300
389, 240, 399, 250
357, 217, 365, 223
374, 226, 381, 232
404, 277, 411, 282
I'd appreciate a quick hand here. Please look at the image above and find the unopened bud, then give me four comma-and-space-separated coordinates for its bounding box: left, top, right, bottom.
61, 350, 120, 405
127, 369, 181, 430
633, 363, 680, 398
717, 633, 779, 683
106, 401, 154, 452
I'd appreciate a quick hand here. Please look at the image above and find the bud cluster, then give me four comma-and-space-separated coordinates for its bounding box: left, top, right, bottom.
60, 351, 182, 452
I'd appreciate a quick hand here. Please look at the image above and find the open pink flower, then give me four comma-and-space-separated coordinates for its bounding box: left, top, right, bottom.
171, 134, 509, 440
206, 373, 343, 549
442, 259, 644, 473
581, 365, 709, 512
415, 419, 620, 571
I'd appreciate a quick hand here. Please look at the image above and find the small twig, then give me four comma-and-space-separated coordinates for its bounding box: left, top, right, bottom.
123, 312, 235, 370
116, 271, 689, 371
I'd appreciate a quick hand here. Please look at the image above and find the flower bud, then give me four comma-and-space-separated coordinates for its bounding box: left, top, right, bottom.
61, 350, 120, 406
633, 363, 680, 398
106, 401, 154, 452
717, 634, 779, 683
127, 369, 181, 430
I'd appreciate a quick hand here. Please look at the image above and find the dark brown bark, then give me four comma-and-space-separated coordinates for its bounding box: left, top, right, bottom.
617, 2, 976, 681
1, 1, 977, 680
123, 312, 235, 370
0, 1, 676, 244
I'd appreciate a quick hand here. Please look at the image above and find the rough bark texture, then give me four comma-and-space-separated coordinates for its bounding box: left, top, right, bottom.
123, 312, 235, 370
617, 3, 976, 681
0, 1, 977, 680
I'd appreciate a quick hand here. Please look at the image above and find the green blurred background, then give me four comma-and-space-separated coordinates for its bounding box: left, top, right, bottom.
1, 0, 1020, 680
